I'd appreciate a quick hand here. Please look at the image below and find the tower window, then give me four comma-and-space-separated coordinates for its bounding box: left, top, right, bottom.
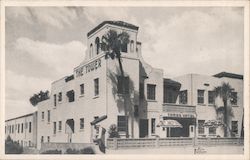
130, 40, 134, 52
95, 37, 100, 55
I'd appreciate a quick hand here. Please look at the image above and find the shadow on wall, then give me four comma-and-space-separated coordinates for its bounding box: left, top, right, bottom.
108, 65, 148, 122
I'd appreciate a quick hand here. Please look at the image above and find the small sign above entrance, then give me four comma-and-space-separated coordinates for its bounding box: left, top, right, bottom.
166, 113, 195, 118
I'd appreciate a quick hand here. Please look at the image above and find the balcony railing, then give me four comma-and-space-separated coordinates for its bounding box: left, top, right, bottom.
162, 103, 196, 113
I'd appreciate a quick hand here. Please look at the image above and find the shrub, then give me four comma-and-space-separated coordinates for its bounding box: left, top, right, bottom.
65, 147, 95, 154
66, 148, 80, 154
5, 136, 23, 154
80, 147, 95, 154
41, 149, 62, 154
108, 124, 120, 138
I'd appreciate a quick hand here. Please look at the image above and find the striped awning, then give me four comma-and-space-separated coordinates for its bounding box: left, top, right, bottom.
157, 120, 183, 128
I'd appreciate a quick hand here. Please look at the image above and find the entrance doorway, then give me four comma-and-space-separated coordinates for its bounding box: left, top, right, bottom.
139, 119, 148, 138
163, 117, 195, 137
189, 125, 195, 137
65, 119, 74, 143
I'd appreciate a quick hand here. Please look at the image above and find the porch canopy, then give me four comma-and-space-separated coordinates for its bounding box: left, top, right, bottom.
157, 119, 183, 128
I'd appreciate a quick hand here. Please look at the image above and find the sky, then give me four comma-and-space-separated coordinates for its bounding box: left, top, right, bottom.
5, 7, 244, 119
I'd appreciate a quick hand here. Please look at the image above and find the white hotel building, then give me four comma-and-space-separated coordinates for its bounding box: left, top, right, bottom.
5, 21, 244, 150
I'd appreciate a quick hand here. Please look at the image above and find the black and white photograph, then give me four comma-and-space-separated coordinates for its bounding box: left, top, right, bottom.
1, 0, 249, 159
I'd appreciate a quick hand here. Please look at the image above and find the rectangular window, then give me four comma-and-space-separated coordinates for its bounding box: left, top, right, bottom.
53, 94, 57, 107
58, 121, 62, 131
29, 122, 32, 133
209, 127, 216, 135
21, 123, 23, 133
47, 136, 50, 143
121, 43, 127, 53
53, 122, 56, 134
94, 78, 99, 96
42, 111, 44, 120
198, 120, 205, 134
231, 92, 237, 105
117, 116, 128, 132
208, 91, 215, 104
151, 118, 156, 134
139, 83, 144, 99
48, 110, 50, 122
80, 118, 84, 129
232, 121, 238, 136
117, 76, 129, 94
67, 90, 75, 102
179, 90, 188, 104
80, 84, 84, 95
58, 92, 62, 102
41, 136, 44, 143
147, 84, 156, 100
18, 124, 20, 133
197, 90, 205, 104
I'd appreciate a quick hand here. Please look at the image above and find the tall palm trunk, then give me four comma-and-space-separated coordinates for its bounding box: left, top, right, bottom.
223, 99, 228, 137
117, 57, 129, 138
223, 99, 231, 137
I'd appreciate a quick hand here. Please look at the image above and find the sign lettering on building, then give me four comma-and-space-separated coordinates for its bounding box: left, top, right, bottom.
167, 113, 195, 118
75, 58, 101, 77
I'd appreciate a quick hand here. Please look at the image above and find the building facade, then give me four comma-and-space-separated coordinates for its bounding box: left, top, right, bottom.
5, 21, 244, 150
5, 112, 37, 148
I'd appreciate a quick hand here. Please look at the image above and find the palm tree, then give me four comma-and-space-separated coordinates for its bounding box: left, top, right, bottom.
213, 82, 234, 137
102, 30, 130, 138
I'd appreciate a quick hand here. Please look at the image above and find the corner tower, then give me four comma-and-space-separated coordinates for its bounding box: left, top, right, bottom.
85, 21, 141, 61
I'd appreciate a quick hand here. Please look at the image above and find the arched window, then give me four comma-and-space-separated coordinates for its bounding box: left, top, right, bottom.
101, 36, 106, 51
95, 37, 100, 55
90, 43, 93, 58
130, 40, 134, 53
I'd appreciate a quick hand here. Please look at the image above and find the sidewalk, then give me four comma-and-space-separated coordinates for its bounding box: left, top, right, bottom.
106, 145, 244, 154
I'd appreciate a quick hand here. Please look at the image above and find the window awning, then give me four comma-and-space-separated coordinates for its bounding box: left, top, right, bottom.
164, 79, 181, 88
90, 115, 107, 126
157, 119, 183, 128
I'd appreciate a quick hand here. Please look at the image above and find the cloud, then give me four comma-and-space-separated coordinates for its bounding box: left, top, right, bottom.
14, 37, 86, 78
140, 8, 243, 77
5, 70, 52, 119
84, 7, 139, 25
6, 7, 82, 29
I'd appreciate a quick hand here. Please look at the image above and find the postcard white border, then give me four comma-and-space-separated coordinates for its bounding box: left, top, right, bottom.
0, 0, 249, 160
